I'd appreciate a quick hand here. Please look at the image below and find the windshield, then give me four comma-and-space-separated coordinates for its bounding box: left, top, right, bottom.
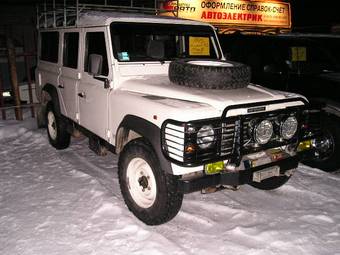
110, 22, 221, 62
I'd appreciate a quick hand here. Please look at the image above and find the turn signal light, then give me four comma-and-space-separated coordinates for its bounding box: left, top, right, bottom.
185, 144, 196, 154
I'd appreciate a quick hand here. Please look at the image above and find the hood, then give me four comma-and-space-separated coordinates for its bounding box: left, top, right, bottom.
118, 75, 292, 112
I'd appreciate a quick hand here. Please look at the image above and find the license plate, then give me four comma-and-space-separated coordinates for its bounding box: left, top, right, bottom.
252, 166, 280, 183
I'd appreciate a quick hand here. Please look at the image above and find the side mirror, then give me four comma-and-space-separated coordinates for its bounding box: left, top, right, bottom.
88, 54, 103, 76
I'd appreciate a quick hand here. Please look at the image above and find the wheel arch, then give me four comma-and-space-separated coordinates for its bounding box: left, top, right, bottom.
42, 84, 61, 114
116, 115, 173, 174
36, 83, 61, 128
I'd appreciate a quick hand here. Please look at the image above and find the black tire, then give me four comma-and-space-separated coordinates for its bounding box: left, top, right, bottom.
169, 59, 251, 89
118, 139, 183, 225
45, 101, 70, 150
250, 175, 291, 190
304, 116, 340, 172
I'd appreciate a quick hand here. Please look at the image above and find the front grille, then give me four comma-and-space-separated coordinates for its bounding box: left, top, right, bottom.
220, 121, 235, 156
163, 119, 237, 165
162, 99, 306, 167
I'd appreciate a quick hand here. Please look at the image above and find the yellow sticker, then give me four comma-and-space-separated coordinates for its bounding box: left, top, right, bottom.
189, 37, 210, 56
291, 47, 307, 62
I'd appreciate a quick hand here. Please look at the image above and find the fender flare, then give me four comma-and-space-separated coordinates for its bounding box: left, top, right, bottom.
42, 84, 62, 116
117, 115, 173, 174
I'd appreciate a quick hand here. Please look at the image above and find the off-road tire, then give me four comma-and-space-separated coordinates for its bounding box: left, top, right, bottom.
118, 139, 183, 225
169, 59, 251, 89
305, 116, 340, 172
250, 175, 291, 190
46, 101, 70, 150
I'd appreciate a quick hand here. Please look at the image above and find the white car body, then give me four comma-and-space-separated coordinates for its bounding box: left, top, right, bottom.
36, 11, 306, 176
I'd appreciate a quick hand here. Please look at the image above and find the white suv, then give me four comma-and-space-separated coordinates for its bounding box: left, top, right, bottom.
36, 11, 307, 225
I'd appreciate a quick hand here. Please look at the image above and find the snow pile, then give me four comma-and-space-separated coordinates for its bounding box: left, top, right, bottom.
1, 117, 340, 255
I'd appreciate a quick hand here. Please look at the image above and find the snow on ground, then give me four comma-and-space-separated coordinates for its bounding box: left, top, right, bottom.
1, 116, 340, 255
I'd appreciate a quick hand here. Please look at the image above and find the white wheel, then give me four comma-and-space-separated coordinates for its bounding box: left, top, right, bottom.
118, 139, 183, 225
47, 110, 57, 140
126, 158, 157, 208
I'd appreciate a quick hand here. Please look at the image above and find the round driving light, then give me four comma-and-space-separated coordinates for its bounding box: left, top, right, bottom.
281, 116, 298, 140
197, 125, 215, 149
254, 120, 273, 144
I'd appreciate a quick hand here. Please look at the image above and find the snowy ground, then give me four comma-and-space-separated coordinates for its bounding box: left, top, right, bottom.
1, 116, 340, 255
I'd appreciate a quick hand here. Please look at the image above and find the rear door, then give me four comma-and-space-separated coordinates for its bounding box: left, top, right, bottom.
37, 31, 61, 105
59, 30, 81, 121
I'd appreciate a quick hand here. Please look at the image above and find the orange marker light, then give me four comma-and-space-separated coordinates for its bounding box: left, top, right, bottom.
185, 144, 196, 154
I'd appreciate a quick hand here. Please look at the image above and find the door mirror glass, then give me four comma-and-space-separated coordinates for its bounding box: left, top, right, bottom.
88, 54, 103, 76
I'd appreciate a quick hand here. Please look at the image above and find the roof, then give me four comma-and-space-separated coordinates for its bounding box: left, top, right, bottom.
39, 11, 214, 29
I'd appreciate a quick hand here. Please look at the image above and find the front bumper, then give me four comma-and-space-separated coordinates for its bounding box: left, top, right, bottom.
178, 155, 298, 193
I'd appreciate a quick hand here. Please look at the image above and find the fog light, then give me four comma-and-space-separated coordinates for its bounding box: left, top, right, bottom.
297, 140, 312, 152
254, 120, 273, 144
205, 161, 225, 175
281, 116, 298, 140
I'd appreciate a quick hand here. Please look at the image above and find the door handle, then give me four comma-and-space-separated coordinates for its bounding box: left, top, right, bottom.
58, 84, 64, 89
78, 92, 86, 98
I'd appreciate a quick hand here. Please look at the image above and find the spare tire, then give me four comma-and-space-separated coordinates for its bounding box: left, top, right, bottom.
169, 59, 251, 90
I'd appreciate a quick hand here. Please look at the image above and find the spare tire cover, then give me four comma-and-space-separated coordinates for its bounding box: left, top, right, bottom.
169, 59, 251, 90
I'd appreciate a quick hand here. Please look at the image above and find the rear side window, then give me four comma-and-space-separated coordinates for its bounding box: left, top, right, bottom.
84, 32, 108, 76
40, 32, 59, 63
63, 32, 79, 69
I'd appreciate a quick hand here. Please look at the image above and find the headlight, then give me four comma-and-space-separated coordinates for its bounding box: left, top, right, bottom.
254, 120, 273, 144
197, 125, 215, 149
281, 116, 298, 140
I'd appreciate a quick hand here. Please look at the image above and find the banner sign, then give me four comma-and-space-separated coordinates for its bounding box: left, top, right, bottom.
162, 0, 291, 29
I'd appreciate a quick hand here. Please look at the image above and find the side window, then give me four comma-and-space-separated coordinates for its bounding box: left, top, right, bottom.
84, 32, 108, 76
63, 32, 79, 69
40, 32, 59, 63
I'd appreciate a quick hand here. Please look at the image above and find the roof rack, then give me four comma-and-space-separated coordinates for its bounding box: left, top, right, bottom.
36, 0, 179, 29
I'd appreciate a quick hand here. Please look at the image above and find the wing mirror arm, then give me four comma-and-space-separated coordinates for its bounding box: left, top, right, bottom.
92, 74, 111, 89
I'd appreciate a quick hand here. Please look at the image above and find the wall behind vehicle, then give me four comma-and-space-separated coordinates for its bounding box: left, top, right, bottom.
0, 3, 37, 91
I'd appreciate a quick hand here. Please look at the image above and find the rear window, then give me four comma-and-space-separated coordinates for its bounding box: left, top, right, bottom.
40, 32, 59, 63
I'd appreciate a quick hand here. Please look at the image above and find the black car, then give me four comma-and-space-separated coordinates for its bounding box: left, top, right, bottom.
220, 33, 340, 171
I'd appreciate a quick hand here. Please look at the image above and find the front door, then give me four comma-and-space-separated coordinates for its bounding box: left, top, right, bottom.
78, 28, 111, 140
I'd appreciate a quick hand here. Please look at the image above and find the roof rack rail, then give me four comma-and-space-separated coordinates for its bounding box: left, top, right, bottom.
36, 0, 179, 29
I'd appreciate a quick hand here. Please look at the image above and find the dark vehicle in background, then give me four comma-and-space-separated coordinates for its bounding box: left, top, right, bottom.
220, 33, 340, 171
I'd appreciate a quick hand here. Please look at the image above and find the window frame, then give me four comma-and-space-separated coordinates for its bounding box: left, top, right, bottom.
84, 31, 109, 77
40, 31, 60, 63
62, 31, 80, 69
